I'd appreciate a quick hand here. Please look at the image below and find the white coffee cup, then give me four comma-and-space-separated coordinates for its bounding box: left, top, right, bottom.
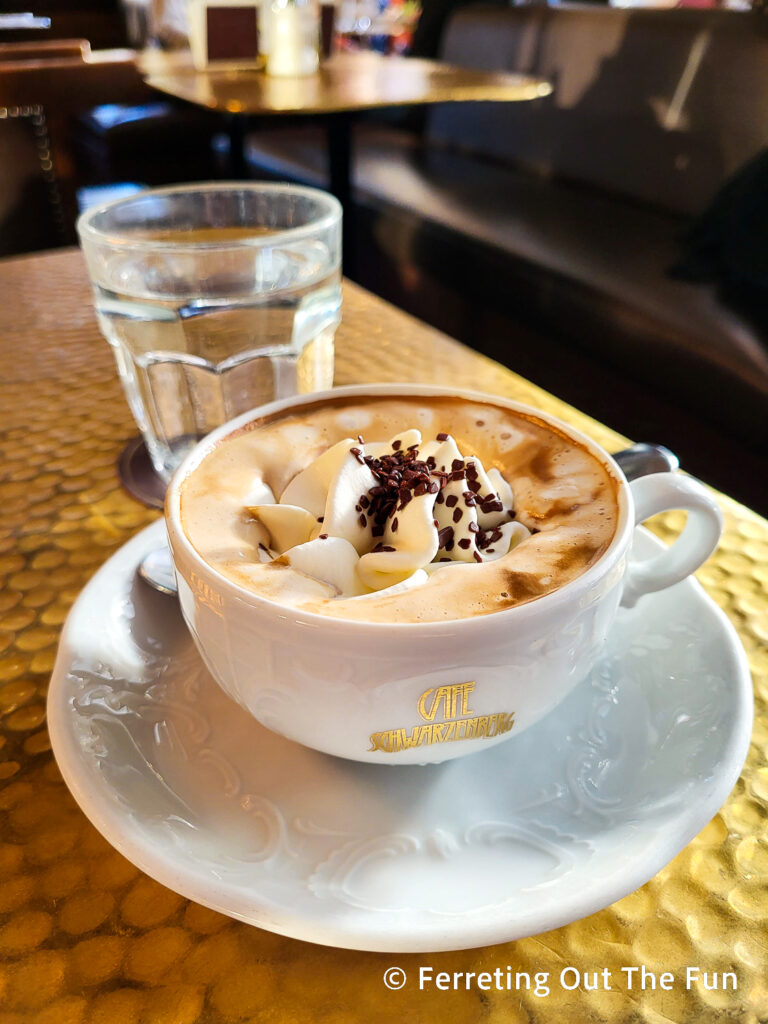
165, 385, 723, 765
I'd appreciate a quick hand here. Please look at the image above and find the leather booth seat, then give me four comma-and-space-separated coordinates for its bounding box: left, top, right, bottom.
245, 5, 768, 471
74, 101, 223, 188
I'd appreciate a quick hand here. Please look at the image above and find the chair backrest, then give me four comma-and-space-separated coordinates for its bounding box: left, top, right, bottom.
0, 39, 89, 61
427, 4, 768, 215
0, 112, 63, 256
0, 44, 150, 243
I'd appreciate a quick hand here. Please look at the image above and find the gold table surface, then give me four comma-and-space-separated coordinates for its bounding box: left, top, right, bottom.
138, 49, 551, 115
0, 248, 766, 1024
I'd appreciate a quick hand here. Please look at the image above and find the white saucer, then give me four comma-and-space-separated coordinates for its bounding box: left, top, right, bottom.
48, 520, 752, 953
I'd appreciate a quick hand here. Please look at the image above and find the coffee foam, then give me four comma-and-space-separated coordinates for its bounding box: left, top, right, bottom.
179, 396, 620, 623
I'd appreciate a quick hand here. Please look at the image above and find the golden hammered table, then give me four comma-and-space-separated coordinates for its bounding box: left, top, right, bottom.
0, 248, 766, 1024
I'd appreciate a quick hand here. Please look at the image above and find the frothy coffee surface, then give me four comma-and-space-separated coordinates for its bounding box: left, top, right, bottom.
179, 396, 619, 622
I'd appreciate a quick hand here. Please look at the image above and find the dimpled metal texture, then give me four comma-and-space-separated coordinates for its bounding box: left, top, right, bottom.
0, 249, 766, 1024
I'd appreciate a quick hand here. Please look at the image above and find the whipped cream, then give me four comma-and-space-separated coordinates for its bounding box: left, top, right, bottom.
246, 430, 529, 599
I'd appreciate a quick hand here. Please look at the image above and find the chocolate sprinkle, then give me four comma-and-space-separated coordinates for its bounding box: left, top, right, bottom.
319, 533, 328, 539
349, 439, 517, 570
480, 497, 504, 513
437, 525, 454, 547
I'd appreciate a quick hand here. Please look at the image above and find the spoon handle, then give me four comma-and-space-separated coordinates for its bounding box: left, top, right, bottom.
612, 443, 679, 480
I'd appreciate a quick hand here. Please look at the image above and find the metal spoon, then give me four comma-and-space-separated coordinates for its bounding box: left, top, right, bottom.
136, 442, 679, 596
137, 543, 177, 596
612, 442, 678, 478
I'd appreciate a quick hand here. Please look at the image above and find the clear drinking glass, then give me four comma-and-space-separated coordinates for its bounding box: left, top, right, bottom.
77, 182, 342, 481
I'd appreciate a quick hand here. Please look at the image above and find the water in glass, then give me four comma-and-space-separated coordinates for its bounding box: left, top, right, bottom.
93, 227, 340, 480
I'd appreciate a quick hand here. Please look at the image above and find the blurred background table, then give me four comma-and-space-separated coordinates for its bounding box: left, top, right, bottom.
139, 49, 551, 266
0, 247, 766, 1023
139, 49, 550, 117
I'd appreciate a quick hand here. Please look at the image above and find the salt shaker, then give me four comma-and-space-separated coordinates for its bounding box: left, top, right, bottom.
265, 0, 320, 76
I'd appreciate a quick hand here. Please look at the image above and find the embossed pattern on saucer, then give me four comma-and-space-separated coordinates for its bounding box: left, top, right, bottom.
47, 521, 752, 953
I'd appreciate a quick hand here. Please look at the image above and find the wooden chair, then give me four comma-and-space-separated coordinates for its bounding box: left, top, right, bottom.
0, 40, 88, 60
0, 40, 152, 250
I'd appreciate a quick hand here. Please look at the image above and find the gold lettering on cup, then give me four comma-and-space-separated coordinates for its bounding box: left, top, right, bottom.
417, 682, 475, 721
191, 570, 225, 615
369, 682, 515, 753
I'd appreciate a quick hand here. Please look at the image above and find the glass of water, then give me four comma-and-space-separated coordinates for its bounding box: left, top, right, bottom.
77, 182, 342, 482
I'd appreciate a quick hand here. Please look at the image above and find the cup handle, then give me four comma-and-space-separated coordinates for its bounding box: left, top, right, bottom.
621, 473, 723, 608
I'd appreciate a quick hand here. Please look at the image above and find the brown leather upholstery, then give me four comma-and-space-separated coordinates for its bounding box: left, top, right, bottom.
0, 115, 63, 256
428, 6, 768, 216
74, 100, 221, 186
0, 42, 151, 246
